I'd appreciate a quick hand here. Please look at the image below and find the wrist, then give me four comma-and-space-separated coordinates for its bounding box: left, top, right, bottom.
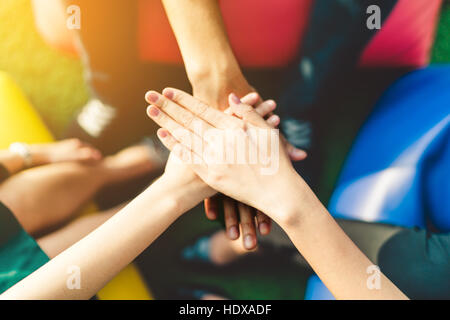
262, 170, 314, 229
157, 172, 214, 215
27, 145, 51, 166
191, 69, 251, 110
188, 56, 243, 89
9, 143, 32, 168
29, 152, 48, 167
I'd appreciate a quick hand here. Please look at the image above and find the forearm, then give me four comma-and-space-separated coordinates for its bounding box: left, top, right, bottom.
273, 176, 408, 300
161, 0, 242, 84
0, 146, 62, 176
1, 175, 207, 300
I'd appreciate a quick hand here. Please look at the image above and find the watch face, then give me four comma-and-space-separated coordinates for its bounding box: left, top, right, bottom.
9, 143, 32, 167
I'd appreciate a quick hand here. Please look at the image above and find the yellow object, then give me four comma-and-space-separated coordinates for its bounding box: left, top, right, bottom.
0, 71, 152, 300
0, 73, 53, 148
96, 264, 152, 300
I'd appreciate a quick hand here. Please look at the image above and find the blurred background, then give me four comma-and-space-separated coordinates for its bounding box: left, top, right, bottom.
0, 0, 449, 299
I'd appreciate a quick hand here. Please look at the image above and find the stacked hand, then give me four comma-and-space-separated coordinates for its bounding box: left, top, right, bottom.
202, 91, 284, 249
200, 89, 307, 249
145, 88, 306, 231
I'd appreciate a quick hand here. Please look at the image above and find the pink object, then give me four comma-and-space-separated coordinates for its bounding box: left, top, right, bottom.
359, 0, 442, 67
138, 0, 313, 67
137, 0, 441, 68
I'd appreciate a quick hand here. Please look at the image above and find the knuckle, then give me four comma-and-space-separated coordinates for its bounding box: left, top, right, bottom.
225, 215, 238, 223
71, 138, 82, 147
196, 102, 209, 117
180, 113, 194, 127
160, 98, 170, 110
241, 222, 255, 231
208, 171, 223, 184
243, 104, 253, 113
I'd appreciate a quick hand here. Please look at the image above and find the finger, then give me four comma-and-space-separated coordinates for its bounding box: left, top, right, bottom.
155, 128, 182, 154
204, 196, 220, 220
256, 210, 272, 236
229, 93, 268, 128
76, 147, 103, 162
223, 198, 239, 240
146, 91, 213, 136
241, 92, 261, 106
77, 140, 100, 153
156, 128, 207, 171
161, 88, 242, 129
266, 114, 280, 127
255, 100, 277, 117
238, 203, 257, 250
286, 142, 308, 161
66, 138, 83, 148
147, 105, 205, 158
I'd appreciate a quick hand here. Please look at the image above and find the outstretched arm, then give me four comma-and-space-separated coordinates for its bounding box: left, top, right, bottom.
1, 168, 213, 300
145, 88, 408, 300
161, 0, 252, 109
0, 139, 101, 177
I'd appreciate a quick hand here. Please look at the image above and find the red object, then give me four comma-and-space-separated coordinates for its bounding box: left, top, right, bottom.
359, 0, 442, 67
34, 0, 442, 68
138, 0, 313, 67
138, 0, 442, 68
34, 0, 441, 68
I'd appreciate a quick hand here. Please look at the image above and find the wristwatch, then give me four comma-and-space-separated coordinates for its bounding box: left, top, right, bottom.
9, 142, 33, 168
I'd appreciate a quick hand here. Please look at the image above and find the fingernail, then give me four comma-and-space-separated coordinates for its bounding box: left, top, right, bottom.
148, 106, 160, 117
249, 92, 259, 100
163, 88, 174, 99
208, 210, 218, 220
228, 226, 239, 240
158, 129, 167, 138
244, 235, 254, 249
291, 148, 307, 158
230, 93, 241, 104
147, 92, 159, 103
268, 115, 280, 126
267, 100, 276, 109
259, 222, 269, 235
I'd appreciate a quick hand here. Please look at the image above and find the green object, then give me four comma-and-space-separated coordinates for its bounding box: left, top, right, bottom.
0, 202, 49, 294
379, 228, 450, 299
431, 2, 450, 63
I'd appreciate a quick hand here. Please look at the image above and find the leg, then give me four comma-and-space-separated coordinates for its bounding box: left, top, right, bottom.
0, 144, 160, 235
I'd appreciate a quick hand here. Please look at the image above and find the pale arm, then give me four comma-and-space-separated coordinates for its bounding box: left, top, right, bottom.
1, 173, 211, 300
272, 175, 408, 300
